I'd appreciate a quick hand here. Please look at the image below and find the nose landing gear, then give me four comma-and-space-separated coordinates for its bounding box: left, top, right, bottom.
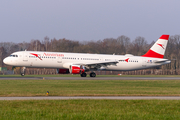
21, 67, 26, 76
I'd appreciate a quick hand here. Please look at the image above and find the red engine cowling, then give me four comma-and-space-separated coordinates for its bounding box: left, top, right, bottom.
69, 65, 85, 74
57, 69, 70, 74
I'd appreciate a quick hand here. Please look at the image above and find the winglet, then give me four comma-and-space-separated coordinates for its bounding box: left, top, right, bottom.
142, 35, 169, 58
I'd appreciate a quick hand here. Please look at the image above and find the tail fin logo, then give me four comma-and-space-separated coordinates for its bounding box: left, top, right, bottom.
157, 43, 164, 49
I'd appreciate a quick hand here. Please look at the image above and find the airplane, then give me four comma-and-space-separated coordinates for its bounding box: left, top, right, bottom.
3, 34, 171, 77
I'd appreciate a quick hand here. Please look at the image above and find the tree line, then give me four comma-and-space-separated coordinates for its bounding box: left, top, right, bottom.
0, 35, 179, 75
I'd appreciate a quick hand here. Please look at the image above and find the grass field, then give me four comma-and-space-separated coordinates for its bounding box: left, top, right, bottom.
0, 100, 180, 120
0, 79, 180, 96
1, 76, 180, 120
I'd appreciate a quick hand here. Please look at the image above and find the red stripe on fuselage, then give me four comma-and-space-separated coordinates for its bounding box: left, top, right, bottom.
159, 35, 169, 40
142, 49, 164, 58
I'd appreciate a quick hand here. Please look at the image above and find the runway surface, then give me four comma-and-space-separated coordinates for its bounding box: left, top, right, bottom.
1, 96, 180, 100
0, 77, 180, 80
44, 77, 180, 80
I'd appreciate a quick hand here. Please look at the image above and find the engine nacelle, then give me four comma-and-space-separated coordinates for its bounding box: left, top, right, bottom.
69, 65, 85, 74
56, 69, 70, 74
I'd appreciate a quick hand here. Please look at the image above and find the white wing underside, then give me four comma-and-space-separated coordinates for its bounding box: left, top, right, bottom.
74, 61, 119, 69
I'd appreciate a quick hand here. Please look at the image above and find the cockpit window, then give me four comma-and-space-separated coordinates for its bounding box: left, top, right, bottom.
9, 54, 18, 57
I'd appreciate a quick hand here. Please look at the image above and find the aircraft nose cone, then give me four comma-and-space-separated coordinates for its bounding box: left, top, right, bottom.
3, 57, 9, 65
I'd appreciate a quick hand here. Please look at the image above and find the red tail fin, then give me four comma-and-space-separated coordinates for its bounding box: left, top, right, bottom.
142, 35, 169, 58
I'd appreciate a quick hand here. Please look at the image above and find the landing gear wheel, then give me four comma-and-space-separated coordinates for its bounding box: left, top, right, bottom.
21, 73, 25, 76
81, 72, 87, 77
90, 72, 96, 77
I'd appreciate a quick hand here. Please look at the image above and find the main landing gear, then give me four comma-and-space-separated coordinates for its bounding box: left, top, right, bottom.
81, 72, 87, 77
80, 72, 96, 77
90, 72, 96, 77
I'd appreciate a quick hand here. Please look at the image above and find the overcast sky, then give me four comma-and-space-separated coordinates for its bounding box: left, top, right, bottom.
0, 0, 180, 43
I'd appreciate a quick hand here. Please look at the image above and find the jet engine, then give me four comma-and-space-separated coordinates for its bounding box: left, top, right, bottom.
69, 65, 85, 74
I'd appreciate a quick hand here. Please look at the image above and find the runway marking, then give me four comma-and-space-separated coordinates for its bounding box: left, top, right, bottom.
1, 96, 180, 100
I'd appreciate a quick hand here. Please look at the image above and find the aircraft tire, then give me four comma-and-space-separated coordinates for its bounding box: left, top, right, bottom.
81, 72, 87, 77
21, 73, 25, 76
90, 72, 96, 77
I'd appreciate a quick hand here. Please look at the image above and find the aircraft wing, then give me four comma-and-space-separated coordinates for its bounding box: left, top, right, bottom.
74, 61, 119, 69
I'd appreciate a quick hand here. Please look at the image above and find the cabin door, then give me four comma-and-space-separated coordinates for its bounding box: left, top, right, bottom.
57, 57, 62, 63
142, 58, 147, 67
23, 52, 28, 62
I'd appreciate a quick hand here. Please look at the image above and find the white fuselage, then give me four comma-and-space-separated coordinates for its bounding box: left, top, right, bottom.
3, 51, 170, 71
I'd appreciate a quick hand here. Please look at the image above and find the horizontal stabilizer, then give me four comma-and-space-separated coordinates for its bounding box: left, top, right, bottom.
154, 59, 171, 63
